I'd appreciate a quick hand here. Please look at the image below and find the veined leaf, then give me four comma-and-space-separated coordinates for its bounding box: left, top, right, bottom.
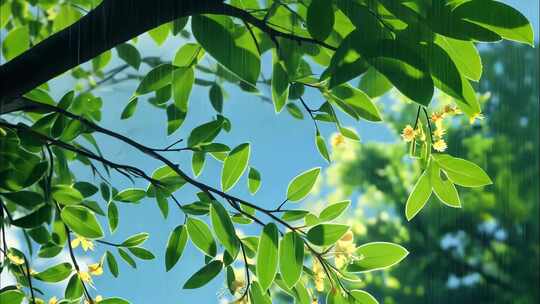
186, 217, 217, 257
248, 167, 262, 194
257, 223, 279, 291
306, 224, 349, 246
61, 205, 103, 239
210, 202, 240, 258
165, 225, 188, 271
433, 154, 492, 187
183, 260, 223, 289
286, 167, 321, 202
347, 242, 409, 272
279, 232, 304, 288
34, 262, 72, 282
221, 143, 251, 192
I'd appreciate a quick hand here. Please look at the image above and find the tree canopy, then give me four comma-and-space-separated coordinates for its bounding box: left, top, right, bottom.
0, 0, 535, 303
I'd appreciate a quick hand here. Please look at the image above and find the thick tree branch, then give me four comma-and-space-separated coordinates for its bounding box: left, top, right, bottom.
0, 0, 335, 112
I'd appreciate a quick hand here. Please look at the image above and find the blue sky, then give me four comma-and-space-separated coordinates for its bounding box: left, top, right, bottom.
2, 1, 538, 303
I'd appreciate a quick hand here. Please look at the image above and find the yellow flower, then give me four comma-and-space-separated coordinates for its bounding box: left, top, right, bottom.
469, 113, 485, 124
96, 295, 103, 302
88, 263, 103, 276
433, 127, 446, 138
401, 125, 416, 142
7, 253, 24, 265
431, 112, 444, 123
78, 271, 93, 284
331, 133, 346, 147
334, 231, 356, 268
49, 297, 58, 304
312, 259, 325, 292
433, 139, 448, 152
71, 236, 95, 252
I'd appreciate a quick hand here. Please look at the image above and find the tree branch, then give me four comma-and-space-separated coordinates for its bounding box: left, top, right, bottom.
0, 0, 336, 111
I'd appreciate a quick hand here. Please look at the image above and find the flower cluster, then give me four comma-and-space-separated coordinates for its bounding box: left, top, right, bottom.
334, 231, 356, 269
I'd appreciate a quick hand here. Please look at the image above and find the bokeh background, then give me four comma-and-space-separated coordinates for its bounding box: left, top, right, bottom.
2, 0, 538, 303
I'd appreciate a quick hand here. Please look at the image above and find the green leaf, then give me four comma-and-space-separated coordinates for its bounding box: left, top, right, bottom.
183, 260, 223, 289
431, 162, 461, 208
329, 84, 382, 122
307, 0, 335, 41
73, 182, 98, 197
187, 119, 223, 147
248, 167, 262, 195
2, 26, 29, 61
209, 84, 224, 113
186, 217, 217, 257
165, 225, 188, 271
272, 52, 290, 113
221, 143, 251, 192
107, 202, 119, 233
350, 290, 379, 304
172, 67, 195, 112
118, 248, 136, 268
286, 103, 304, 120
210, 201, 240, 258
192, 15, 260, 85
166, 104, 187, 135
173, 43, 205, 67
358, 67, 393, 98
0, 290, 25, 304
347, 242, 409, 272
61, 205, 103, 239
92, 50, 112, 72
116, 43, 141, 70
52, 185, 84, 205
250, 281, 272, 304
192, 152, 206, 177
99, 298, 130, 304
121, 98, 138, 120
121, 232, 149, 247
306, 224, 349, 246
315, 133, 330, 163
148, 23, 170, 46
405, 168, 432, 221
135, 64, 175, 95
65, 273, 83, 299
114, 188, 146, 203
279, 231, 304, 288
128, 247, 155, 260
319, 200, 351, 222
106, 251, 119, 277
34, 262, 72, 282
454, 0, 534, 46
257, 223, 279, 291
286, 167, 321, 202
434, 35, 482, 81
282, 210, 310, 222
155, 190, 169, 219
433, 154, 493, 187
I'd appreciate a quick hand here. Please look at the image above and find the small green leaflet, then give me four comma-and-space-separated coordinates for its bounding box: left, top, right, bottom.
286, 167, 321, 202
165, 225, 188, 271
173, 43, 205, 67
135, 64, 175, 95
187, 119, 223, 147
279, 231, 304, 288
347, 242, 409, 272
306, 224, 349, 246
116, 43, 141, 70
350, 290, 379, 304
118, 248, 136, 268
192, 152, 205, 177
257, 223, 279, 291
121, 98, 138, 119
106, 251, 119, 277
148, 22, 170, 46
0, 290, 25, 304
52, 184, 84, 205
172, 67, 194, 112
248, 167, 261, 194
186, 217, 217, 257
433, 154, 492, 187
221, 143, 251, 192
319, 200, 351, 222
114, 188, 146, 203
166, 104, 186, 135
430, 162, 461, 208
107, 202, 119, 233
210, 201, 240, 258
61, 205, 104, 239
129, 247, 155, 260
121, 232, 149, 247
183, 260, 223, 289
65, 273, 83, 299
2, 26, 29, 61
315, 133, 330, 162
405, 167, 432, 221
271, 51, 290, 113
33, 262, 73, 282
